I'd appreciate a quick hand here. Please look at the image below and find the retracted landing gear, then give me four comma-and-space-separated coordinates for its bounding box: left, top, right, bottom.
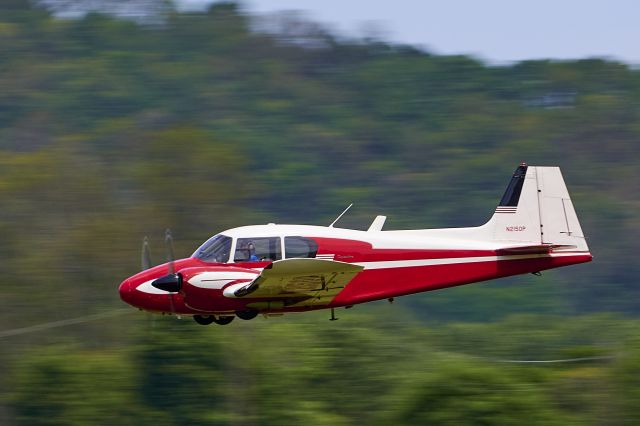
193, 315, 235, 325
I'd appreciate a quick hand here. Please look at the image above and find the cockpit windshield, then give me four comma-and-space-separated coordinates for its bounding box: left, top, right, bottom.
192, 234, 232, 263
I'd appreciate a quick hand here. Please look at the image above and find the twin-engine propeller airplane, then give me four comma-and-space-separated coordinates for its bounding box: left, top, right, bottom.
119, 164, 592, 325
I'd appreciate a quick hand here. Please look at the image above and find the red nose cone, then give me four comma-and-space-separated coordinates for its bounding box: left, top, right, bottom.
119, 278, 136, 306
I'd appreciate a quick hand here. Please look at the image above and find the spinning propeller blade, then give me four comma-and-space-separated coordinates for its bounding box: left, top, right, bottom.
138, 230, 182, 317
165, 228, 175, 274
150, 229, 182, 294
141, 237, 152, 271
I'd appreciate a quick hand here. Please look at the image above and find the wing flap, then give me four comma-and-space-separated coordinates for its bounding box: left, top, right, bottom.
226, 258, 363, 307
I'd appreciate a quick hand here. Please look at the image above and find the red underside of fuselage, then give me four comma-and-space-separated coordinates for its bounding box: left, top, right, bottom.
331, 253, 591, 306
119, 253, 592, 316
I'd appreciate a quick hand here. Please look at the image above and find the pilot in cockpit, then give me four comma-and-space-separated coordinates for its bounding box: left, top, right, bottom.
236, 240, 260, 262
247, 242, 259, 261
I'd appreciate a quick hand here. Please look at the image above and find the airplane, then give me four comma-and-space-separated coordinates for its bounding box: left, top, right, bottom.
119, 163, 592, 325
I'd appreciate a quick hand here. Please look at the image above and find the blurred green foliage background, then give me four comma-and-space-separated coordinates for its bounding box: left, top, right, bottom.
1, 1, 639, 424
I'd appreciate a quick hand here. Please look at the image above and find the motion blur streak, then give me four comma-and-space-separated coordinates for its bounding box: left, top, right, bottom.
0, 309, 133, 339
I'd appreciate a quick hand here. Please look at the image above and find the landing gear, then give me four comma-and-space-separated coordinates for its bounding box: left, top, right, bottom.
236, 310, 259, 320
193, 315, 215, 325
213, 316, 234, 325
194, 315, 234, 325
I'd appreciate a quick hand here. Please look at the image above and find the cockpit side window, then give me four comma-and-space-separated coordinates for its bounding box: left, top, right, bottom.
192, 234, 232, 263
285, 237, 318, 258
235, 237, 282, 262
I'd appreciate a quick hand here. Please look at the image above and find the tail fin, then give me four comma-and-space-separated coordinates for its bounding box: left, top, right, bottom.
482, 163, 589, 251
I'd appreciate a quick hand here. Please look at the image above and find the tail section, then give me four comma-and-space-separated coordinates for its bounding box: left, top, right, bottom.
482, 163, 589, 252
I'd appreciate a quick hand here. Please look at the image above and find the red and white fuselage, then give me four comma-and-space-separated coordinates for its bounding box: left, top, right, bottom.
119, 165, 592, 321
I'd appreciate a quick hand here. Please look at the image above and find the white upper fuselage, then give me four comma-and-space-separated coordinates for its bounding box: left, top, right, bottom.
218, 222, 510, 258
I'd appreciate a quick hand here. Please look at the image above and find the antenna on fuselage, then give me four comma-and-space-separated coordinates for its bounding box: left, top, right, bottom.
329, 203, 353, 228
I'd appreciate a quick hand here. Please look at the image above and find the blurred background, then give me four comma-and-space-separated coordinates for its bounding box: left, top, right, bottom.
1, 0, 639, 424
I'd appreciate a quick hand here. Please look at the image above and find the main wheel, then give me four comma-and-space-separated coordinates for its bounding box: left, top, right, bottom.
193, 315, 215, 325
213, 316, 234, 325
236, 310, 259, 320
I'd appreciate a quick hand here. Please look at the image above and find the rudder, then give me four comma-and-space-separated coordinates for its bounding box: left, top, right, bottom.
536, 166, 588, 251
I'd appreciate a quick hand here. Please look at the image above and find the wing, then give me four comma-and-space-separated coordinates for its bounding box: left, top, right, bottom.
223, 258, 363, 308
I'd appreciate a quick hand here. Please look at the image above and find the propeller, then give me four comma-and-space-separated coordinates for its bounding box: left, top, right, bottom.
150, 229, 183, 293
141, 237, 152, 271
139, 230, 182, 319
165, 228, 175, 274
141, 236, 156, 327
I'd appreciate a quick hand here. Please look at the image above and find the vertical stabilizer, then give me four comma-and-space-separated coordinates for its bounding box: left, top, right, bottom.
481, 164, 589, 251
483, 163, 542, 243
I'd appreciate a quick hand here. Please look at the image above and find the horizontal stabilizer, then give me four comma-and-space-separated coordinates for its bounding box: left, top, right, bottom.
496, 244, 578, 255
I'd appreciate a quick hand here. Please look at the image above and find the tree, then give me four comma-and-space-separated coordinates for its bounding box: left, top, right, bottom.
133, 322, 232, 425
385, 359, 566, 425
10, 346, 139, 426
35, 0, 173, 20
